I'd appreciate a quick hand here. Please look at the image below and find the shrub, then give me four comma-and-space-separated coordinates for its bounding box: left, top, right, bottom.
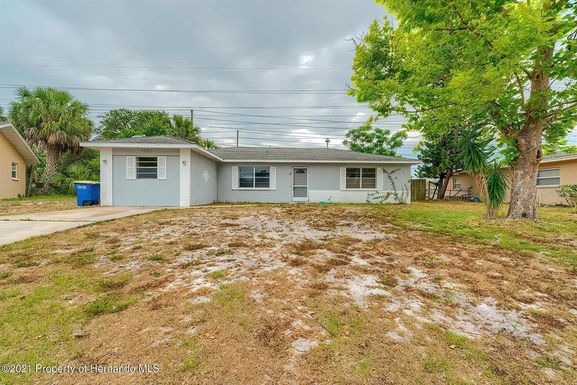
557, 184, 577, 207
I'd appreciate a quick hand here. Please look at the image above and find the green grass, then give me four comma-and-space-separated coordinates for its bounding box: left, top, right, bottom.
0, 271, 12, 279
353, 359, 372, 376
85, 294, 132, 317
148, 253, 165, 262
206, 248, 230, 256
423, 357, 451, 373
322, 312, 342, 338
180, 356, 201, 372
368, 202, 577, 267
1, 194, 74, 203
378, 274, 397, 287
107, 252, 124, 262
206, 270, 228, 280
443, 331, 470, 350
69, 247, 96, 267
97, 274, 132, 291
214, 284, 250, 327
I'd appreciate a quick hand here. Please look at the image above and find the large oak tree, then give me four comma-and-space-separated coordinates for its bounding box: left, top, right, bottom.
350, 0, 577, 219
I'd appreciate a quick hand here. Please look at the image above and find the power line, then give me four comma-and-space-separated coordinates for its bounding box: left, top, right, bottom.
193, 117, 361, 130
193, 109, 377, 124
200, 129, 346, 139
0, 63, 351, 71
0, 83, 347, 94
200, 125, 348, 135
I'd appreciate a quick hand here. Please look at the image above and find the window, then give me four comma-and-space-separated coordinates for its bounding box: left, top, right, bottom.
239, 166, 270, 188
11, 162, 18, 180
453, 178, 461, 190
537, 168, 560, 186
346, 168, 376, 189
136, 157, 158, 179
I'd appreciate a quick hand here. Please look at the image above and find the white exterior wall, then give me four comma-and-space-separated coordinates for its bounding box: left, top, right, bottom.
97, 146, 413, 206
217, 163, 412, 204
179, 149, 191, 207
99, 148, 113, 206
190, 151, 218, 205
111, 148, 180, 207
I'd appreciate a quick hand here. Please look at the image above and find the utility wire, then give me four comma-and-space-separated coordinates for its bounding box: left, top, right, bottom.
0, 83, 346, 94
0, 63, 350, 71
193, 109, 377, 124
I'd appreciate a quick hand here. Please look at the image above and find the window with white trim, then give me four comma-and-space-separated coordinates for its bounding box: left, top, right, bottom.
453, 178, 461, 190
136, 157, 158, 179
537, 168, 560, 186
11, 162, 18, 180
346, 168, 376, 189
239, 166, 270, 188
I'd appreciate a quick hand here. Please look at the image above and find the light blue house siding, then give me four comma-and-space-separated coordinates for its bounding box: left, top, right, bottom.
190, 151, 218, 205
112, 149, 180, 206
82, 137, 419, 207
218, 163, 292, 203
217, 163, 412, 203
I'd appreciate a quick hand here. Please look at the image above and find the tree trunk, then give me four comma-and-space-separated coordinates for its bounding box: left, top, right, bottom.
43, 148, 60, 194
506, 46, 552, 220
506, 125, 543, 219
437, 170, 452, 200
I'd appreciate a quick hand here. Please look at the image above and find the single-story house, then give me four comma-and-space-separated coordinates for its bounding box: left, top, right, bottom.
81, 136, 419, 207
447, 153, 577, 205
0, 122, 39, 199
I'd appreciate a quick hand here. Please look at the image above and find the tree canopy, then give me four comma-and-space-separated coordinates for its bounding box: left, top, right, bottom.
96, 109, 217, 148
415, 125, 464, 199
350, 0, 577, 219
97, 109, 172, 139
343, 120, 406, 156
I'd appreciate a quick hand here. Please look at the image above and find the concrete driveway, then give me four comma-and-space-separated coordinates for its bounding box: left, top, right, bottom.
0, 207, 159, 246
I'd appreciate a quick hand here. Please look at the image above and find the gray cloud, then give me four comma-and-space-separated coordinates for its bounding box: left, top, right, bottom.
10, 1, 572, 157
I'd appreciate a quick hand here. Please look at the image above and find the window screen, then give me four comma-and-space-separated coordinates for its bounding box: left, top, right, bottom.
136, 157, 158, 179
11, 162, 17, 179
346, 168, 377, 189
537, 169, 560, 186
239, 166, 270, 188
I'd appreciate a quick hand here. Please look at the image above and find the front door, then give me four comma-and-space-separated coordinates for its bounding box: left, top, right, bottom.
292, 167, 308, 202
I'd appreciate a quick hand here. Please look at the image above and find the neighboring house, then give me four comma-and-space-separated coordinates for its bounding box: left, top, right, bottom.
0, 123, 39, 199
81, 136, 419, 207
447, 153, 577, 205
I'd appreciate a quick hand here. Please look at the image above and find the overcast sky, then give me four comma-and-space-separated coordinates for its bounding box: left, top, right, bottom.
1, 0, 574, 156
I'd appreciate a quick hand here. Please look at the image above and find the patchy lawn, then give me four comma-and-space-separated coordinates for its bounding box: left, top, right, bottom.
369, 201, 577, 267
0, 195, 76, 216
0, 203, 575, 384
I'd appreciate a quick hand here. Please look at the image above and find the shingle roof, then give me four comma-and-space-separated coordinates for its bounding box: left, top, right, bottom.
542, 153, 577, 163
209, 147, 418, 163
86, 135, 195, 145
81, 136, 419, 163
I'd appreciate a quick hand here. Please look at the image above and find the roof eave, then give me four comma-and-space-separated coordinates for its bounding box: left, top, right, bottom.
80, 141, 223, 161
218, 159, 421, 164
0, 123, 40, 165
541, 155, 577, 164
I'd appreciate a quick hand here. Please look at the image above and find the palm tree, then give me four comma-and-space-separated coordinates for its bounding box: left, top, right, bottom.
461, 130, 508, 219
170, 115, 201, 142
170, 115, 217, 149
9, 87, 92, 193
197, 138, 218, 149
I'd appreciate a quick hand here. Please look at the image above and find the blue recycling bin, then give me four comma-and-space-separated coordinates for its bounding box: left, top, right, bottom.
74, 181, 100, 207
